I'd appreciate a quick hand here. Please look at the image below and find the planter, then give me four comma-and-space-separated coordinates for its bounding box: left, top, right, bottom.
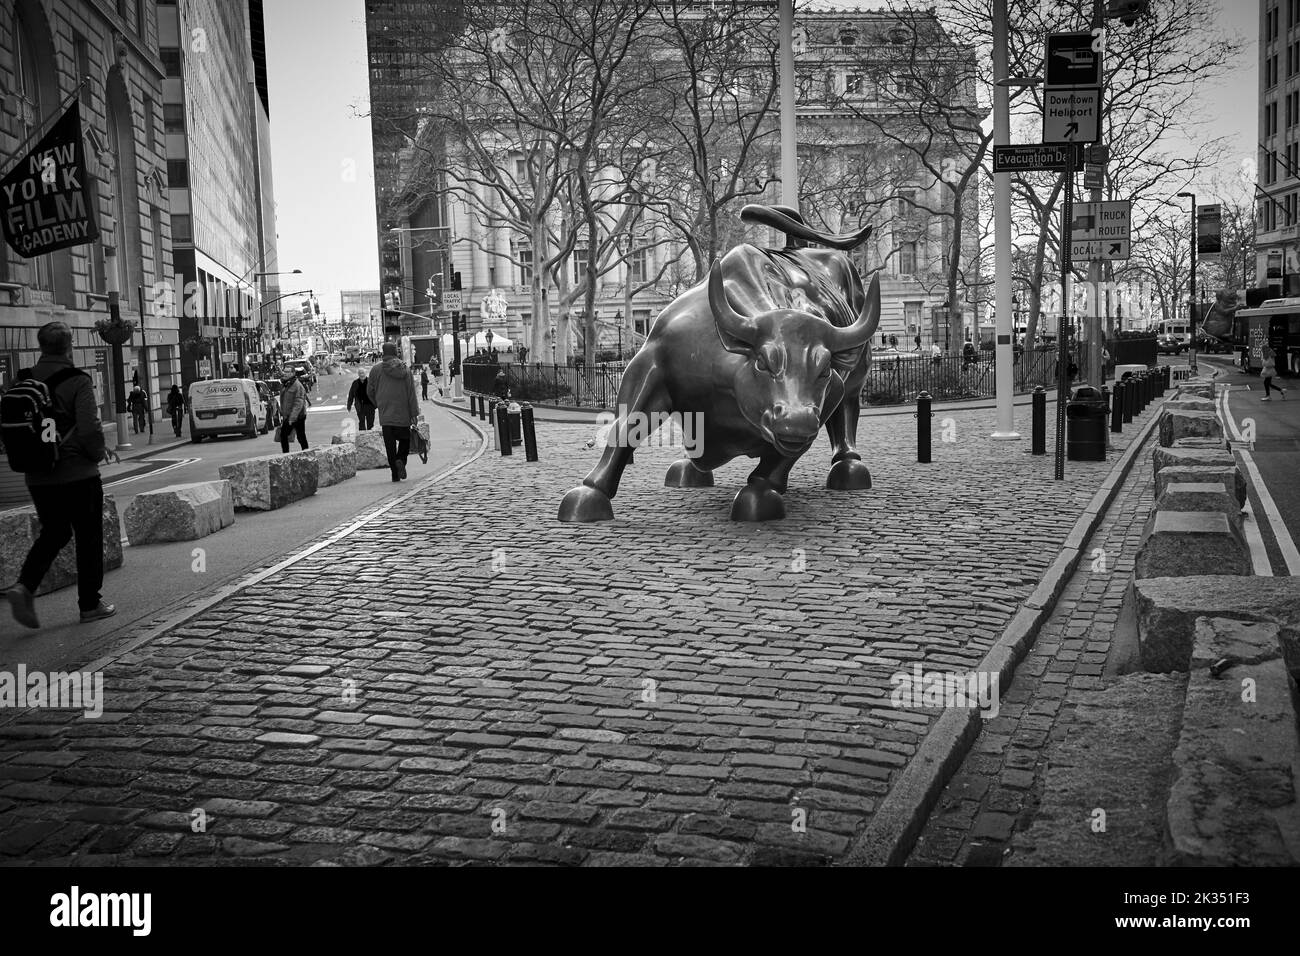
95, 321, 135, 346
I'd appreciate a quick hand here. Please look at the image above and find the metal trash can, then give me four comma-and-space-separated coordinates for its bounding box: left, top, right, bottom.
1066, 384, 1108, 461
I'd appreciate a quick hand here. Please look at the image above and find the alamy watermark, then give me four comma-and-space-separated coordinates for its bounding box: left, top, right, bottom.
594, 405, 705, 458
0, 665, 103, 719
890, 663, 999, 718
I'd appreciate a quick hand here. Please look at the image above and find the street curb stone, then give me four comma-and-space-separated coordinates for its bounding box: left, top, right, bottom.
841, 393, 1169, 866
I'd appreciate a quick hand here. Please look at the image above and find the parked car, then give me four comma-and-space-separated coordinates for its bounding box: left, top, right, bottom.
255, 380, 281, 433
187, 379, 266, 442
1156, 334, 1187, 354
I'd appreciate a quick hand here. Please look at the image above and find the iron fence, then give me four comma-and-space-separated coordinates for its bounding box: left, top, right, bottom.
461, 348, 1082, 410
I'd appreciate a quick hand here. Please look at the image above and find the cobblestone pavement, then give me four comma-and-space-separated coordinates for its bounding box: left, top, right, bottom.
0, 402, 1156, 866
906, 440, 1156, 866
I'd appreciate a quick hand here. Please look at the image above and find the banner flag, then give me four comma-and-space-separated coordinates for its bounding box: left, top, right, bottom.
1, 101, 100, 258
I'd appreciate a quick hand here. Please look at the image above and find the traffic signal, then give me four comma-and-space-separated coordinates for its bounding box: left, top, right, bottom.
451, 271, 462, 292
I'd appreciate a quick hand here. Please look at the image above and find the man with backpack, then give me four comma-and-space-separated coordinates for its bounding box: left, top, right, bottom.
2, 321, 116, 629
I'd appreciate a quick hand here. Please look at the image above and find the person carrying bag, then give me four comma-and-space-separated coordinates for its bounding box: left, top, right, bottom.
277, 367, 309, 451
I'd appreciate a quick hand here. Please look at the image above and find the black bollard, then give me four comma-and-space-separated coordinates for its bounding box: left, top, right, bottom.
521, 403, 539, 461
1111, 381, 1123, 433
468, 395, 477, 417
917, 391, 932, 464
495, 402, 512, 455
1122, 377, 1134, 423
1031, 386, 1046, 455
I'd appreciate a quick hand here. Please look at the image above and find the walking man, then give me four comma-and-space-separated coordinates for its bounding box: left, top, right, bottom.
367, 342, 420, 482
420, 365, 430, 401
278, 366, 309, 452
165, 384, 185, 437
4, 321, 116, 628
347, 369, 376, 430
127, 384, 148, 434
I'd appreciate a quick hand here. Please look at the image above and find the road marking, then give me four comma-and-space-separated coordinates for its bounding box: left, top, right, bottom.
105, 457, 198, 488
1240, 504, 1274, 576
1221, 386, 1300, 575
310, 404, 345, 412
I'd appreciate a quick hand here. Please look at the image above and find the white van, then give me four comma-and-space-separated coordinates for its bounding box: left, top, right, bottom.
187, 378, 267, 443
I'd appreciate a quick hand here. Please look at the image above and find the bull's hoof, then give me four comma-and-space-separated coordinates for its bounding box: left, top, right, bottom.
558, 485, 614, 522
826, 458, 872, 490
665, 459, 714, 488
730, 480, 785, 522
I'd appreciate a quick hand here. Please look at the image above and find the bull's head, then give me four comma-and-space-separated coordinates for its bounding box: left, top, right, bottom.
709, 264, 880, 457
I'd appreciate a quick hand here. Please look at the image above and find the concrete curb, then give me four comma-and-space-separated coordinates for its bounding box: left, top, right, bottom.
0, 411, 490, 725
842, 393, 1170, 867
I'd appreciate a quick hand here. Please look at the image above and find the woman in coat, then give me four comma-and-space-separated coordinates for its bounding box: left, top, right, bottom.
278, 367, 309, 451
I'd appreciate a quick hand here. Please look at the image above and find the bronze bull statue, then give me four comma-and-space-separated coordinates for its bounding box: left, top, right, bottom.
558, 204, 880, 523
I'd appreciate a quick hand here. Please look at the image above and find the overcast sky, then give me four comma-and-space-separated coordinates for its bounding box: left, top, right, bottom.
262, 0, 1257, 318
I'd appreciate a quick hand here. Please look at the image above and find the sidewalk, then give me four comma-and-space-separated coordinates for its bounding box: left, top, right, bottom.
0, 394, 1164, 866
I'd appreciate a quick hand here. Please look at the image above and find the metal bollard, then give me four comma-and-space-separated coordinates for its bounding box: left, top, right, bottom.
917, 391, 932, 464
1122, 377, 1134, 423
520, 403, 539, 461
1111, 381, 1123, 433
1031, 386, 1046, 455
495, 401, 512, 456
480, 396, 489, 421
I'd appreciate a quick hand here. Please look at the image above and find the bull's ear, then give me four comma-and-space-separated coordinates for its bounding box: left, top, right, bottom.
830, 344, 865, 376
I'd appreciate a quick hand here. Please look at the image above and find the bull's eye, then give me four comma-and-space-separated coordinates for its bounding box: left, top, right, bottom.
755, 355, 771, 374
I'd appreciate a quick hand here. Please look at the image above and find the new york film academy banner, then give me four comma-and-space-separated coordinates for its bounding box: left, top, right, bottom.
1, 101, 100, 258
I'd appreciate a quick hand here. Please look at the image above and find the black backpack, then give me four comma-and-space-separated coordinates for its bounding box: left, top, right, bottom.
1, 368, 87, 474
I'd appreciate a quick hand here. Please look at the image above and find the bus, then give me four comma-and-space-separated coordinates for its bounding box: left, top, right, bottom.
1230, 297, 1300, 375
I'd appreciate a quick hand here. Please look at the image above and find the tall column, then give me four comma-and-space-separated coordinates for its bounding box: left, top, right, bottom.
991, 0, 1019, 439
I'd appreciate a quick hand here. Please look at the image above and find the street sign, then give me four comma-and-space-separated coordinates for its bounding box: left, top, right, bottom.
1045, 32, 1102, 88
220, 351, 237, 363
992, 143, 1083, 173
1071, 238, 1130, 260
198, 359, 211, 377
1086, 144, 1109, 165
1071, 200, 1131, 242
1083, 164, 1104, 189
443, 290, 463, 312
1043, 88, 1101, 144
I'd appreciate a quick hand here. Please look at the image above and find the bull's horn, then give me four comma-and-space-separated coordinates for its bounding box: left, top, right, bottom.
826, 273, 881, 351
708, 261, 758, 348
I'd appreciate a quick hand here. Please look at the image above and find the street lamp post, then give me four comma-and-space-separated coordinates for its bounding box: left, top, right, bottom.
1177, 191, 1198, 373
990, 0, 1019, 439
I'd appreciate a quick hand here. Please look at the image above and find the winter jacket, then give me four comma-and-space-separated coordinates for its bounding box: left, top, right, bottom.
165, 389, 184, 413
127, 389, 148, 411
367, 358, 420, 427
279, 376, 308, 423
24, 355, 105, 487
347, 378, 375, 411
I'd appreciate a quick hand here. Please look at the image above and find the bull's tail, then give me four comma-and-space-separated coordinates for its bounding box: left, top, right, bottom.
741, 204, 873, 251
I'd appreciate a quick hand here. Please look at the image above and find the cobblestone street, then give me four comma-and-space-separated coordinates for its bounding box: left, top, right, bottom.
907, 440, 1158, 866
0, 403, 1157, 866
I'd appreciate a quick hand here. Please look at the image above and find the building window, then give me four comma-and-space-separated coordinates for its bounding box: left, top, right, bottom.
900, 242, 918, 276
839, 28, 858, 47
167, 159, 189, 187
160, 48, 181, 77
630, 247, 647, 284
171, 213, 192, 242
845, 73, 864, 96
573, 245, 589, 283
516, 245, 532, 286
150, 207, 164, 283
15, 6, 54, 291
142, 95, 157, 153
898, 188, 917, 217
164, 103, 185, 132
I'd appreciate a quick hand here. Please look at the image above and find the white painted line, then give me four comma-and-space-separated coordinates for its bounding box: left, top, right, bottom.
1240, 503, 1274, 577
1218, 388, 1241, 442
1238, 449, 1300, 575
310, 404, 346, 412
104, 457, 198, 489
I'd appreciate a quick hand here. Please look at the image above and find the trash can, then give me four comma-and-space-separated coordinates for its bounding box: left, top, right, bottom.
506, 401, 523, 447
1066, 384, 1108, 461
